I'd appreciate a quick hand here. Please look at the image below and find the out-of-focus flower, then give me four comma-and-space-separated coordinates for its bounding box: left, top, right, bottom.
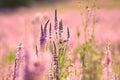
101, 45, 117, 80
40, 20, 49, 49
13, 43, 24, 80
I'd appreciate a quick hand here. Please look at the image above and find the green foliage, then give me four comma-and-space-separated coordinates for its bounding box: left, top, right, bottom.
58, 42, 70, 80
78, 38, 92, 69
75, 36, 103, 80
113, 47, 120, 80
74, 0, 104, 80
0, 0, 66, 8
3, 51, 15, 65
0, 0, 33, 8
77, 30, 80, 38
35, 0, 64, 2
113, 62, 120, 79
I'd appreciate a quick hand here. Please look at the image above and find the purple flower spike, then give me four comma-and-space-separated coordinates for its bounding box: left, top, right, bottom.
40, 25, 46, 47
40, 20, 49, 48
53, 41, 59, 80
59, 20, 63, 39
44, 20, 49, 36
49, 23, 52, 40
13, 43, 23, 80
67, 27, 70, 41
55, 9, 58, 30
54, 9, 58, 38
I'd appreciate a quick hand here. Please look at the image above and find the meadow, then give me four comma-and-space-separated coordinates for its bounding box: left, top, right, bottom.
0, 0, 120, 80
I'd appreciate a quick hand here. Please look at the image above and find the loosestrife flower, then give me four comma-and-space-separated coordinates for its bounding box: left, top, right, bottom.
54, 9, 58, 38
53, 42, 59, 80
101, 46, 116, 80
59, 20, 63, 39
13, 43, 24, 80
40, 20, 49, 48
49, 23, 52, 41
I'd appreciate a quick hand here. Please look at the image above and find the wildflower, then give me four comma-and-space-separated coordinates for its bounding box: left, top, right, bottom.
59, 20, 63, 39
49, 23, 52, 40
63, 27, 70, 42
54, 9, 58, 38
101, 45, 116, 80
40, 20, 49, 48
67, 27, 70, 41
49, 63, 54, 80
53, 41, 59, 80
23, 50, 31, 80
13, 43, 24, 80
40, 25, 45, 47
